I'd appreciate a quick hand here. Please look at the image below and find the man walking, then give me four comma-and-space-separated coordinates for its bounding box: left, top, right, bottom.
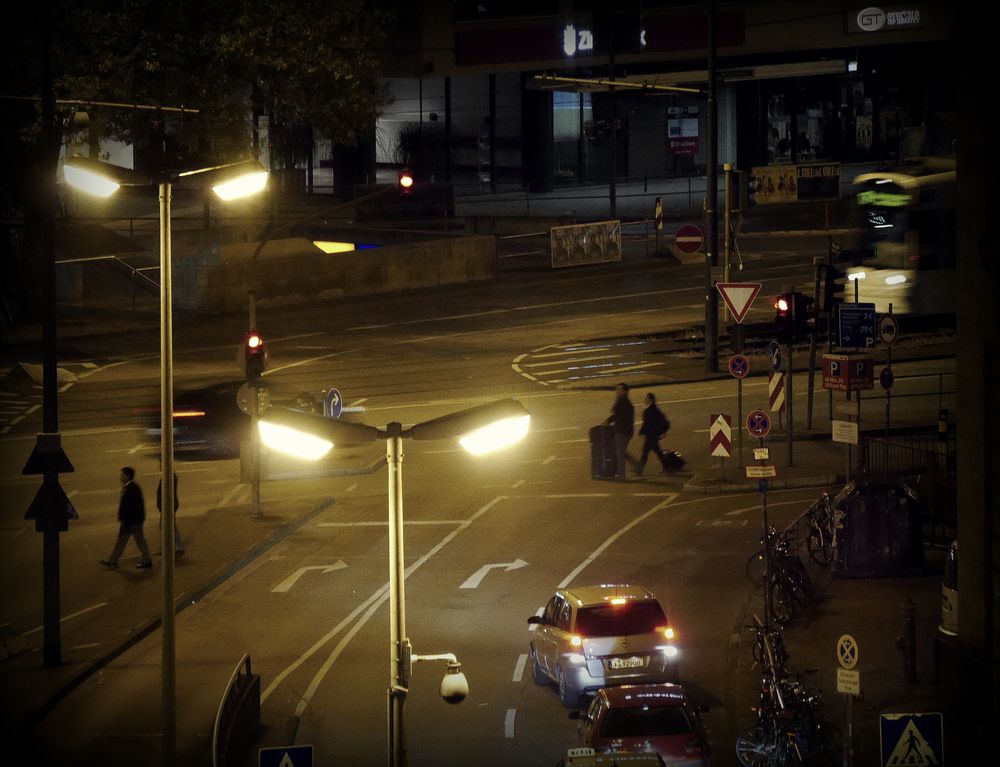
101, 466, 153, 569
156, 464, 185, 557
636, 392, 672, 475
604, 382, 635, 481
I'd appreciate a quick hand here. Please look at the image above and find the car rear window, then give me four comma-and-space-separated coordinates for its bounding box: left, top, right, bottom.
601, 706, 692, 738
575, 601, 667, 635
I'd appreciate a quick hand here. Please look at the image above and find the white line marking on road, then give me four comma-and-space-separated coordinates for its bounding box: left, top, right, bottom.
504, 708, 517, 738
128, 443, 144, 454
542, 455, 556, 465
513, 654, 527, 683
555, 439, 589, 444
271, 561, 348, 593
345, 483, 358, 493
725, 499, 807, 517
317, 520, 464, 527
9, 415, 25, 426
511, 479, 525, 489
529, 607, 543, 633
25, 404, 41, 415
24, 602, 107, 636
267, 497, 507, 714
460, 559, 528, 589
559, 494, 679, 588
72, 642, 101, 650
219, 485, 243, 507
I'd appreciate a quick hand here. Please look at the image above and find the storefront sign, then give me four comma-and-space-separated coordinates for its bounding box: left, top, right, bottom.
848, 6, 926, 34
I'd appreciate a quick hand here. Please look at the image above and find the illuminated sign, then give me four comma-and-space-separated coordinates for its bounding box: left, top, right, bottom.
563, 24, 594, 56
849, 6, 925, 33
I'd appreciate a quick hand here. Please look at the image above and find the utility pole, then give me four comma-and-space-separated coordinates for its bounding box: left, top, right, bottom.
704, 0, 719, 372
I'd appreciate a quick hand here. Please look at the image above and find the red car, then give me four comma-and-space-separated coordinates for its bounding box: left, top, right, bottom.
574, 683, 710, 767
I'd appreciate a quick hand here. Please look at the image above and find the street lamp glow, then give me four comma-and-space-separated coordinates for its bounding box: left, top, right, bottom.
212, 170, 268, 201
63, 164, 120, 197
458, 414, 531, 455
258, 419, 333, 460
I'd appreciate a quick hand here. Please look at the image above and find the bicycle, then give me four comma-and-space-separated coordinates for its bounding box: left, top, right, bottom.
804, 492, 836, 565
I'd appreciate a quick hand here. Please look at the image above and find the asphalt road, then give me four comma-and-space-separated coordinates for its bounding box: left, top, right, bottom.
0, 243, 956, 767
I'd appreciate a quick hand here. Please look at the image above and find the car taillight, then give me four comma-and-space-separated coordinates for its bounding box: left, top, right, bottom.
570, 635, 583, 647
173, 410, 206, 418
657, 626, 676, 640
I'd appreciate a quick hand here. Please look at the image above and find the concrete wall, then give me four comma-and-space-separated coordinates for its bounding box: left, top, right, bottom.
174, 234, 496, 314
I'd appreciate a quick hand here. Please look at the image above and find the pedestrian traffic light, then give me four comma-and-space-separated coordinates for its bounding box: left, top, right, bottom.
793, 292, 816, 340
774, 293, 793, 342
398, 168, 414, 196
245, 330, 266, 381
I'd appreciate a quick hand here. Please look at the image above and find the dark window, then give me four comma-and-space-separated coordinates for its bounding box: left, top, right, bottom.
575, 600, 667, 635
601, 705, 693, 738
543, 596, 561, 625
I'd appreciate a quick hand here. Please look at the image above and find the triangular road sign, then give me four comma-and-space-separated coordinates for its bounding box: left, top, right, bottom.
716, 282, 763, 324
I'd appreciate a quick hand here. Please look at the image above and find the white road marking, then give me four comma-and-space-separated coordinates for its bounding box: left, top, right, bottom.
504, 708, 517, 738
528, 607, 543, 633
264, 497, 507, 712
512, 654, 527, 683
559, 495, 679, 588
511, 479, 525, 489
219, 485, 244, 507
542, 455, 556, 465
317, 520, 464, 527
271, 561, 348, 593
24, 602, 107, 636
72, 642, 101, 650
460, 559, 528, 589
345, 483, 358, 493
725, 499, 809, 517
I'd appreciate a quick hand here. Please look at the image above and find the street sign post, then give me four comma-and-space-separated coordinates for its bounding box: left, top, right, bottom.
878, 313, 899, 347
728, 354, 750, 379
838, 633, 861, 766
746, 409, 772, 439
837, 303, 877, 348
767, 340, 782, 372
710, 414, 732, 458
768, 371, 786, 413
324, 388, 343, 419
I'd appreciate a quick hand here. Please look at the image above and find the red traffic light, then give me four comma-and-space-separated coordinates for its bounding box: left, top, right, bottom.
398, 168, 414, 195
774, 295, 791, 314
245, 330, 266, 380
246, 332, 263, 350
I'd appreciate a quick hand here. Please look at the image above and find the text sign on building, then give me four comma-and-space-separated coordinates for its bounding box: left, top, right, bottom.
848, 6, 927, 34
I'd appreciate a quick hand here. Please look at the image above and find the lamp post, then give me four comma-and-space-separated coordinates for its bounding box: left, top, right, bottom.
258, 398, 531, 767
63, 155, 267, 767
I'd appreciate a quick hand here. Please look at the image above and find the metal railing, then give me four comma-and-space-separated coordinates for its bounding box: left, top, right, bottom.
212, 653, 260, 767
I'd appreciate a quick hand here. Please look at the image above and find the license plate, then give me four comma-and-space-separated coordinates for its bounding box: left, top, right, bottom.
608, 656, 644, 670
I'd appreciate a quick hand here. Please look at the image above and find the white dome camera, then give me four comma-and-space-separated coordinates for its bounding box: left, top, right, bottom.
439, 662, 469, 704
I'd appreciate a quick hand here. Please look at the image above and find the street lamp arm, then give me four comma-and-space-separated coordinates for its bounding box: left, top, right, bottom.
408, 398, 529, 441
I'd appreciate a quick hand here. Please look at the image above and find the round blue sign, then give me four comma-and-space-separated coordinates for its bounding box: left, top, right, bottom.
324, 388, 343, 419
746, 409, 772, 438
728, 354, 750, 379
767, 340, 782, 372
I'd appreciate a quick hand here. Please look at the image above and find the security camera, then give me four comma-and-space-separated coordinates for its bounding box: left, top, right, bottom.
439, 662, 469, 705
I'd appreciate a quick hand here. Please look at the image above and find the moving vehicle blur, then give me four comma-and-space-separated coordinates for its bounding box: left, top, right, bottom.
847, 155, 956, 316
139, 382, 249, 459
528, 584, 680, 709
574, 683, 709, 766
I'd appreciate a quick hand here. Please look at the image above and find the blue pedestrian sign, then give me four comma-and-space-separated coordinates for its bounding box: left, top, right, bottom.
324, 388, 343, 419
837, 303, 877, 349
880, 713, 943, 766
260, 744, 314, 767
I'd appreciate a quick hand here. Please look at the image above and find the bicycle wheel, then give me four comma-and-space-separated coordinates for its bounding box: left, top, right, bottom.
770, 579, 793, 624
806, 525, 834, 565
746, 550, 766, 586
736, 724, 774, 767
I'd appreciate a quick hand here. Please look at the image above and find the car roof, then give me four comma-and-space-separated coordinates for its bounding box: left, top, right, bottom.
597, 683, 689, 708
560, 584, 657, 607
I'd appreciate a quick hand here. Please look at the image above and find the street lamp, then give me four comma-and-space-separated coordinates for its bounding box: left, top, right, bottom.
259, 398, 531, 767
63, 154, 268, 767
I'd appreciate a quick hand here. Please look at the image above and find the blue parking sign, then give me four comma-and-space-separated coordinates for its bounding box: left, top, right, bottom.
260, 745, 313, 767
880, 713, 943, 766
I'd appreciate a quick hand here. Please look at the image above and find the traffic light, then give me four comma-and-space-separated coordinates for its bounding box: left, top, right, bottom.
793, 292, 816, 340
823, 264, 847, 313
774, 293, 793, 342
398, 168, 414, 197
245, 330, 266, 381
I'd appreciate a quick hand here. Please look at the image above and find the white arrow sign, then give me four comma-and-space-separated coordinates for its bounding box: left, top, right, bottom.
271, 560, 348, 593
460, 559, 528, 589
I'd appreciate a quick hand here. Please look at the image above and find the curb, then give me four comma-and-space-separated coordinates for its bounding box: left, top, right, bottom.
683, 473, 839, 494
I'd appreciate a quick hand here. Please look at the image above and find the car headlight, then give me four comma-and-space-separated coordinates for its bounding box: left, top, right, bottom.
566, 653, 586, 665
657, 645, 679, 659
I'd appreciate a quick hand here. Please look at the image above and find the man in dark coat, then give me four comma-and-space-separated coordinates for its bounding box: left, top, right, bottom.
636, 392, 672, 475
605, 382, 635, 481
101, 466, 153, 569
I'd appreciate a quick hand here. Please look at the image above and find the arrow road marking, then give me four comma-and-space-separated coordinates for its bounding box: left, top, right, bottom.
271, 561, 348, 593
460, 558, 528, 589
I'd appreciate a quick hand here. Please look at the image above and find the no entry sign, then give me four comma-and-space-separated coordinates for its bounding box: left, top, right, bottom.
675, 224, 704, 254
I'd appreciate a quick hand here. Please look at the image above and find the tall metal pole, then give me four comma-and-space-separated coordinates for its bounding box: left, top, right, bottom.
159, 181, 177, 767
249, 292, 260, 519
704, 0, 719, 371
387, 425, 407, 767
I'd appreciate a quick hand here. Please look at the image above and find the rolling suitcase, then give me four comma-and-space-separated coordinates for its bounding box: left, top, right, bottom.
662, 450, 686, 471
589, 424, 616, 479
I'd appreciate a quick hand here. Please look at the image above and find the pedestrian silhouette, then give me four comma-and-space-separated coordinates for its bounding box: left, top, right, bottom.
604, 382, 635, 481
101, 466, 153, 569
635, 393, 672, 474
156, 463, 185, 557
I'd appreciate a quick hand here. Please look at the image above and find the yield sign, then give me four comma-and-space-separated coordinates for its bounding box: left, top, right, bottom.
716, 282, 762, 324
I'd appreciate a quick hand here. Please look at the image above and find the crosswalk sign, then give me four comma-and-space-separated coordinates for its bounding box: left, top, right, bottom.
880, 713, 943, 766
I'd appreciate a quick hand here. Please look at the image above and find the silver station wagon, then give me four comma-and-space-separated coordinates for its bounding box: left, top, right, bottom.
527, 584, 680, 708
